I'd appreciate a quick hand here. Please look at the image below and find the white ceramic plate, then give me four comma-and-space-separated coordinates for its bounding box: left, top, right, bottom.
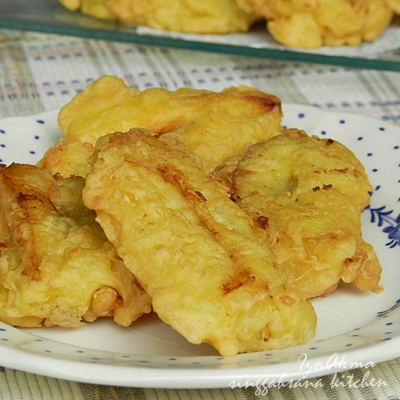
0, 105, 399, 389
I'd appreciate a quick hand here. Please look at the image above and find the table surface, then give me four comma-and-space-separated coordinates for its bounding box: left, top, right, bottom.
1, 28, 400, 400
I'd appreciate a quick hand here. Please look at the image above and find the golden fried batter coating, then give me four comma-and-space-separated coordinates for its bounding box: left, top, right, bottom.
108, 0, 258, 33
214, 129, 382, 298
82, 129, 316, 356
38, 76, 283, 178
388, 0, 400, 13
59, 0, 258, 33
59, 0, 116, 20
0, 163, 151, 328
59, 0, 398, 47
236, 0, 395, 48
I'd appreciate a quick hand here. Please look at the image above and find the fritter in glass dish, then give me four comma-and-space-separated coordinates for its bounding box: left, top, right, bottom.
59, 0, 258, 33
236, 0, 397, 48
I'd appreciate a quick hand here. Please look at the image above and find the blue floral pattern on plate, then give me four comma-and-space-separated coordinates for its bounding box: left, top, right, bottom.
367, 206, 400, 248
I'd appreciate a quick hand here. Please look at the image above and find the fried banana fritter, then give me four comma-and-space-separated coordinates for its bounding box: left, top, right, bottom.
82, 129, 316, 356
59, 0, 398, 47
0, 163, 151, 328
214, 129, 382, 299
108, 0, 258, 33
38, 76, 283, 178
59, 0, 258, 33
236, 0, 396, 48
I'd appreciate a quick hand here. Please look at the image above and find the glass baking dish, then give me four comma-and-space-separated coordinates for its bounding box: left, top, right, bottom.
1, 0, 400, 71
